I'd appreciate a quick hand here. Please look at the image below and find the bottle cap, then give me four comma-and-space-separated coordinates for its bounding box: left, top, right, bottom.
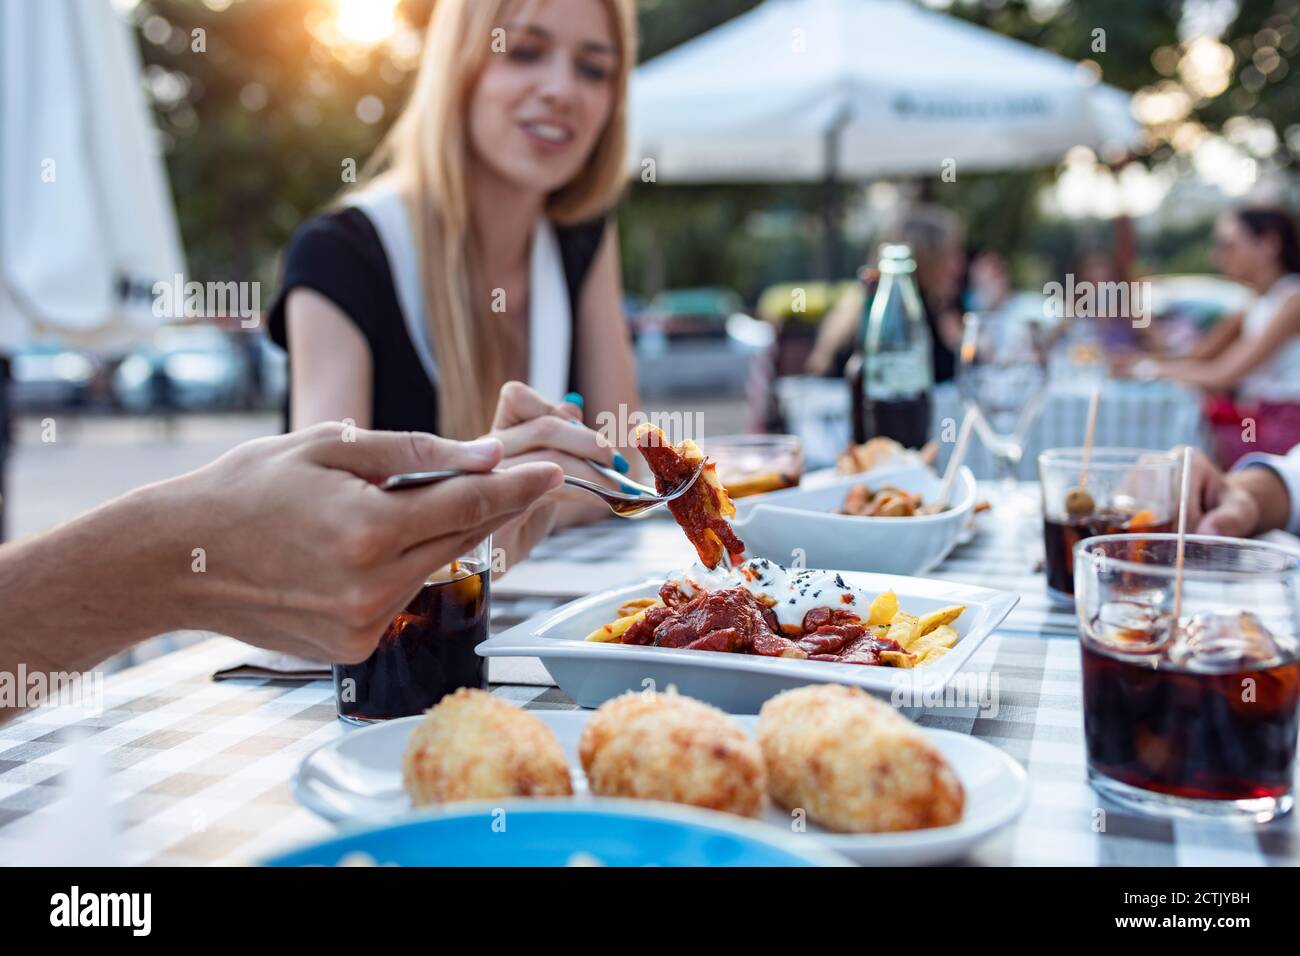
877, 243, 916, 272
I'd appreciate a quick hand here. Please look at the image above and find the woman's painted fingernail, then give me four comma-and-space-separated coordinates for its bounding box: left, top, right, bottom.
562, 392, 584, 409
613, 452, 630, 474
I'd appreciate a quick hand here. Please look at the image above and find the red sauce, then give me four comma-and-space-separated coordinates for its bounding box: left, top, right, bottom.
634, 432, 745, 569
623, 586, 902, 666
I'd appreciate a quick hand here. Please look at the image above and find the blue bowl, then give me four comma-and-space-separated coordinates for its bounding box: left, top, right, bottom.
265, 800, 845, 867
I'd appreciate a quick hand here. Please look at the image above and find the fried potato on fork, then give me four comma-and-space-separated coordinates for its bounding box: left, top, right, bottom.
632, 423, 745, 570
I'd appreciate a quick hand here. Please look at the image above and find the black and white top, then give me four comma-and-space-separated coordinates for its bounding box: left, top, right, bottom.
269, 186, 607, 435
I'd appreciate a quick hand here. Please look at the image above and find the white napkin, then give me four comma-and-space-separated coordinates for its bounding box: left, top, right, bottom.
212, 650, 556, 687
212, 652, 329, 682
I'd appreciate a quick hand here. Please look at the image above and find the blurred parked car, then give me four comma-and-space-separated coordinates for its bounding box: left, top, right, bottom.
255, 335, 289, 411
622, 292, 646, 329
113, 325, 249, 412
630, 287, 767, 398
634, 287, 745, 340
9, 343, 97, 410
756, 281, 856, 328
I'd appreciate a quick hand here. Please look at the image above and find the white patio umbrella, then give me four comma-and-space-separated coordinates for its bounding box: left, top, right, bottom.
0, 0, 184, 352
631, 0, 1141, 183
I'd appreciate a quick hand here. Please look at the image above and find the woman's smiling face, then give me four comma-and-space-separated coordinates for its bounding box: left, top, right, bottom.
467, 0, 618, 196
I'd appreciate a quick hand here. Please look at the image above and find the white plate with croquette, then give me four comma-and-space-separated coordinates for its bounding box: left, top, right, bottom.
295, 686, 1026, 866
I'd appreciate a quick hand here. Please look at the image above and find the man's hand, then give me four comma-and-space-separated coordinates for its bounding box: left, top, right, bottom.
1179, 445, 1285, 538
165, 423, 562, 662
0, 424, 563, 703
1179, 446, 1222, 532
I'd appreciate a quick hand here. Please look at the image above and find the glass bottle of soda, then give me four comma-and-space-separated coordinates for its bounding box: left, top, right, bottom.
860, 244, 933, 449
844, 266, 879, 446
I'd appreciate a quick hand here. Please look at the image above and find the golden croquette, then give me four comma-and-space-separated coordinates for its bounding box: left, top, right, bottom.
402, 687, 573, 806
579, 689, 766, 818
757, 684, 964, 833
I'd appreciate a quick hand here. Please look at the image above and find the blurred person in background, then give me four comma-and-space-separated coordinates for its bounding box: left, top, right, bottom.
270, 0, 640, 566
1118, 206, 1300, 466
1073, 248, 1143, 353
890, 204, 969, 384
807, 204, 984, 384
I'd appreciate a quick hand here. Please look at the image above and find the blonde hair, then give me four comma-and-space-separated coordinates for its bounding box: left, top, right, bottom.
362, 0, 635, 438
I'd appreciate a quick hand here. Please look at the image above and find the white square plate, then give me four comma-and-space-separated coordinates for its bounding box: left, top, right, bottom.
478, 570, 1018, 713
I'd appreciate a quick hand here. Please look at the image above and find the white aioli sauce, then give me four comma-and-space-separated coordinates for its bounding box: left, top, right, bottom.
666, 558, 869, 630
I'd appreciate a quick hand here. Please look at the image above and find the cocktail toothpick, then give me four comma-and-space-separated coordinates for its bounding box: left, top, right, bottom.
1065, 385, 1102, 516
1172, 445, 1194, 628
937, 408, 979, 510
1079, 385, 1101, 486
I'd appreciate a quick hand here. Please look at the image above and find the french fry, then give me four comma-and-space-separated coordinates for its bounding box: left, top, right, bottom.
681, 439, 737, 519
886, 612, 921, 650
917, 605, 965, 635
916, 646, 951, 668
910, 624, 959, 658
880, 650, 917, 668
586, 607, 652, 643
617, 598, 658, 617
867, 590, 899, 627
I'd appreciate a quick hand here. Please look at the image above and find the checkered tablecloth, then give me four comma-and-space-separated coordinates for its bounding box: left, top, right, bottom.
2, 496, 1296, 866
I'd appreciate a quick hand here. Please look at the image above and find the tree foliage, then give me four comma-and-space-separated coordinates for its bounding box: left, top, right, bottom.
132, 0, 1300, 302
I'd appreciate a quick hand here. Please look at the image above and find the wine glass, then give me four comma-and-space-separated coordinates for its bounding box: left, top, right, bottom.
957, 310, 1049, 513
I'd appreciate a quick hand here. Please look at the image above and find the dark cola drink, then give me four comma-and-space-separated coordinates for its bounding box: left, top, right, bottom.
1043, 512, 1173, 597
856, 245, 934, 450
1081, 605, 1300, 806
333, 559, 490, 723
867, 394, 933, 451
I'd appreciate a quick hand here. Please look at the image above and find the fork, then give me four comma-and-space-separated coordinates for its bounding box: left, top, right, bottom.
379, 461, 705, 519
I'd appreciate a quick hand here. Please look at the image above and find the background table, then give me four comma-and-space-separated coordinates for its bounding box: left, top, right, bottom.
1, 492, 1295, 866
777, 377, 1209, 476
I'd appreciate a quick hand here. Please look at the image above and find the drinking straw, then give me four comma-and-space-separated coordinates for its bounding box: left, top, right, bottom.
938, 408, 979, 509
1079, 385, 1101, 485
1172, 445, 1194, 627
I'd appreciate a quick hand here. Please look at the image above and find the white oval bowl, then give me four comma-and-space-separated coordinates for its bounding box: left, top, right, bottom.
731, 464, 976, 576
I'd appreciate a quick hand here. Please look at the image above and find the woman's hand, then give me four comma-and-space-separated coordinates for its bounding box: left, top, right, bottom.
485, 382, 632, 564
489, 381, 626, 477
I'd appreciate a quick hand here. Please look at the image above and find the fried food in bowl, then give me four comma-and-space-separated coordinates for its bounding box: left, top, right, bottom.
402, 688, 573, 806
578, 688, 766, 818
757, 684, 964, 833
840, 483, 943, 517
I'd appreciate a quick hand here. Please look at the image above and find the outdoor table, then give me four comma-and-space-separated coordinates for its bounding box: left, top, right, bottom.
2, 485, 1295, 867
776, 377, 1208, 476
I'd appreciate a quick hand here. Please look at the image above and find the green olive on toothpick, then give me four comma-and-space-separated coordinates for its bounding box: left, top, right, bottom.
1065, 486, 1095, 516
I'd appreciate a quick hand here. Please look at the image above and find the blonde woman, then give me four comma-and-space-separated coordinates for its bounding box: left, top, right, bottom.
269, 0, 640, 563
